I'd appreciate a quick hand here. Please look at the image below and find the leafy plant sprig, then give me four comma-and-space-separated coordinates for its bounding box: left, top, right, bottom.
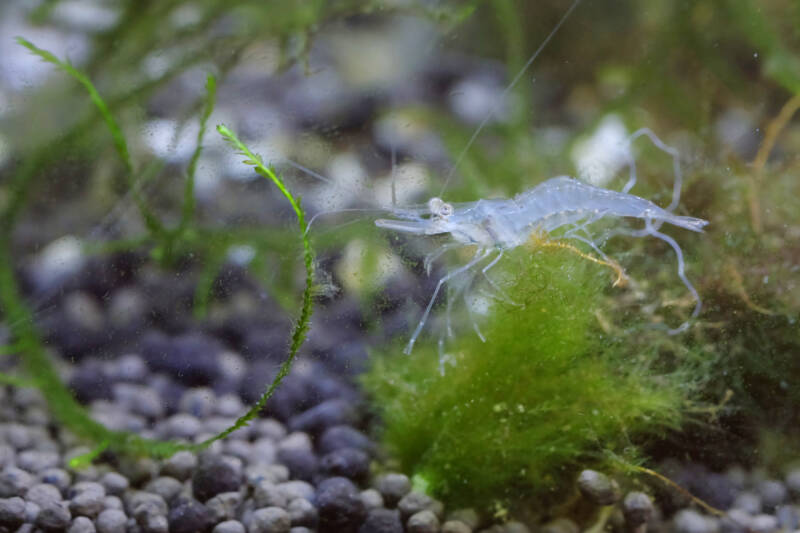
190, 125, 316, 446
15, 37, 166, 241
1, 40, 315, 463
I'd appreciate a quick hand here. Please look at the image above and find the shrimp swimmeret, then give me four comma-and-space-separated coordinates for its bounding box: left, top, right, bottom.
372, 128, 709, 356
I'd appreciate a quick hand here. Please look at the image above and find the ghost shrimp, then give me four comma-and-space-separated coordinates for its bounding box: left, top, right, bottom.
375, 128, 708, 356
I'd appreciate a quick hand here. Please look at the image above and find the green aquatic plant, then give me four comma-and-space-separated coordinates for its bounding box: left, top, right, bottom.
362, 243, 704, 510
0, 38, 315, 463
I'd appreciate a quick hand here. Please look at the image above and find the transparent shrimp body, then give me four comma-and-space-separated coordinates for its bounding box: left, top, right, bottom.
374, 129, 708, 359
377, 177, 707, 248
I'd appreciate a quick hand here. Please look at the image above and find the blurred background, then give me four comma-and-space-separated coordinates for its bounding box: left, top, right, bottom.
1, 0, 800, 511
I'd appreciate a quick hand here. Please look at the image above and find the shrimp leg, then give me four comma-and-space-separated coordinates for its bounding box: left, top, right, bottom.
405, 248, 491, 355
480, 250, 522, 307
642, 218, 702, 333
424, 243, 459, 276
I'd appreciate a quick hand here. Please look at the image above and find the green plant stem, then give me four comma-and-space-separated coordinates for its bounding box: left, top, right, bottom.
195, 125, 316, 448
16, 37, 166, 240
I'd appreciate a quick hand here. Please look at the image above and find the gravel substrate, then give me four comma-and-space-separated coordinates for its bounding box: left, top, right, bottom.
2, 3, 800, 533
3, 256, 800, 533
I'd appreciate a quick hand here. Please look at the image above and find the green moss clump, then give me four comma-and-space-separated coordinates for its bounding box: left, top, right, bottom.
363, 244, 695, 509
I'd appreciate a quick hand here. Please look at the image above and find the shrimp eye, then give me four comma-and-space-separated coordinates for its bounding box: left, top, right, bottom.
428, 197, 453, 218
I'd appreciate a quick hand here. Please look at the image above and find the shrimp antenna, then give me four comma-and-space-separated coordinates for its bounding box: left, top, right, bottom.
390, 142, 398, 209
623, 128, 683, 212
439, 0, 583, 196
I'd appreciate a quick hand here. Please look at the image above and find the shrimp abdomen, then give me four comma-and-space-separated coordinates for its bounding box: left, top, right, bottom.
516, 177, 707, 233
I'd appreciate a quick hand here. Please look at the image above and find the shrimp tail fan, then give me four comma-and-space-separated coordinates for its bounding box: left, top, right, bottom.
670, 214, 708, 232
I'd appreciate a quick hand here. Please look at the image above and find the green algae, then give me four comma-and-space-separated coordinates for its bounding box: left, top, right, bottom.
362, 244, 701, 510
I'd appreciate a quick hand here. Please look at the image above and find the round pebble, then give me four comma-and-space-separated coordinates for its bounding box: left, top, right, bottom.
447, 509, 479, 529
254, 481, 288, 509
145, 476, 182, 503
36, 501, 72, 530
69, 515, 97, 533
750, 514, 778, 533
375, 473, 411, 507
288, 497, 317, 528
359, 508, 404, 533
622, 492, 654, 527
276, 447, 318, 482
96, 508, 127, 533
0, 496, 26, 530
577, 470, 620, 506
408, 509, 440, 533
100, 472, 129, 496
732, 491, 761, 514
161, 451, 197, 481
26, 482, 62, 507
757, 480, 787, 510
206, 491, 242, 522
168, 499, 215, 533
785, 469, 800, 496
69, 482, 106, 518
193, 454, 243, 502
316, 477, 367, 533
277, 481, 315, 502
361, 488, 384, 510
40, 468, 71, 493
319, 426, 374, 456
0, 467, 34, 497
673, 509, 720, 533
398, 492, 443, 520
250, 506, 291, 533
442, 520, 472, 533
320, 447, 370, 482
213, 520, 246, 533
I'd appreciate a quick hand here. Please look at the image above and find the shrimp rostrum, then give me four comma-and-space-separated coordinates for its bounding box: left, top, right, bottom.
375, 128, 708, 356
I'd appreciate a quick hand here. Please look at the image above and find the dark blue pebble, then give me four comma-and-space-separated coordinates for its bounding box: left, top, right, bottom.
209, 264, 261, 300
68, 360, 113, 403
315, 477, 366, 533
150, 376, 186, 414
167, 499, 215, 533
277, 447, 319, 482
320, 448, 370, 482
318, 425, 375, 456
289, 399, 357, 435
327, 340, 369, 376
240, 363, 311, 421
76, 253, 142, 299
141, 331, 221, 387
41, 306, 108, 359
192, 454, 242, 502
358, 509, 404, 533
240, 327, 288, 361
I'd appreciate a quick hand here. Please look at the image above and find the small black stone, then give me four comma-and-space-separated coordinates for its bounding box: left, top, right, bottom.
141, 331, 222, 387
68, 361, 113, 403
577, 470, 620, 506
289, 399, 357, 435
622, 492, 654, 527
276, 447, 319, 482
328, 340, 369, 376
167, 499, 215, 533
359, 509, 404, 533
240, 328, 287, 361
320, 448, 370, 482
192, 454, 242, 502
0, 496, 25, 530
315, 477, 366, 533
318, 426, 375, 456
240, 363, 309, 421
